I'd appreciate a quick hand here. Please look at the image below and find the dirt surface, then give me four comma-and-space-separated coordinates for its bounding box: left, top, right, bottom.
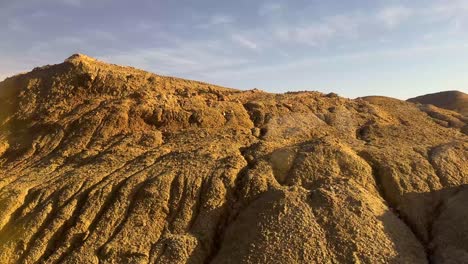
0, 54, 466, 263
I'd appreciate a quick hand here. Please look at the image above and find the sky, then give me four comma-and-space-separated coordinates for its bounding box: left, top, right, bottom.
1, 0, 468, 99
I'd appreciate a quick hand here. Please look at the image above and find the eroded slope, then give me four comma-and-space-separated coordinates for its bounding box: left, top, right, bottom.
0, 54, 466, 263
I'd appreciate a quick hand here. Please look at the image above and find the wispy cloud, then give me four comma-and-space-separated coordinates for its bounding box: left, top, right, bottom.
427, 0, 468, 32
210, 14, 234, 25
430, 0, 468, 16
27, 28, 116, 56
377, 6, 413, 29
293, 25, 336, 46
242, 2, 461, 48
100, 37, 251, 77
197, 14, 235, 28
30, 36, 85, 54
261, 13, 361, 47
2, 0, 468, 98
53, 0, 109, 7
231, 34, 259, 50
7, 18, 27, 32
205, 41, 468, 80
259, 3, 283, 16
61, 0, 82, 7
299, 15, 358, 45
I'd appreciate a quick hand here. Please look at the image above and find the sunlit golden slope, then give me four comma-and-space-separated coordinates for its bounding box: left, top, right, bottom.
0, 54, 467, 263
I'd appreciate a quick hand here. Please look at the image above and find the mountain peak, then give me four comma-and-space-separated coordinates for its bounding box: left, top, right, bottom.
64, 53, 98, 64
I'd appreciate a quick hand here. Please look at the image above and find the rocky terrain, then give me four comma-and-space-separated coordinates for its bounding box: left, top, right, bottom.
0, 54, 466, 263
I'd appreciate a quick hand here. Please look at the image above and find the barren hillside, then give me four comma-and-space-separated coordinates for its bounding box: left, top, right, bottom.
408, 90, 468, 116
0, 54, 467, 263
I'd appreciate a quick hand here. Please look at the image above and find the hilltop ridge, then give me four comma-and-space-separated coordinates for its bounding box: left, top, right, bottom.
408, 90, 468, 117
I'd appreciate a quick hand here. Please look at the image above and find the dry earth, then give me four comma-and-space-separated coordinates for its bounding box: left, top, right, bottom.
0, 54, 467, 263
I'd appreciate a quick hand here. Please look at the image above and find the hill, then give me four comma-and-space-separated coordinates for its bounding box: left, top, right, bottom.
408, 90, 468, 116
0, 54, 467, 263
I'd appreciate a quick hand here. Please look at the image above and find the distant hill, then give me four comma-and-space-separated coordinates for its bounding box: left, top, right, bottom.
408, 90, 468, 116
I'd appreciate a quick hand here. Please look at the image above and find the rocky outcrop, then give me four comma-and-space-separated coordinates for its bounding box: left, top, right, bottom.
0, 54, 466, 263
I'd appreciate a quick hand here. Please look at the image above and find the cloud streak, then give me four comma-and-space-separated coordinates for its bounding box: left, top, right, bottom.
100, 37, 251, 77
197, 14, 235, 28
203, 41, 468, 79
220, 1, 468, 51
376, 6, 413, 29
210, 14, 234, 25
2, 0, 468, 98
259, 3, 283, 16
231, 34, 258, 50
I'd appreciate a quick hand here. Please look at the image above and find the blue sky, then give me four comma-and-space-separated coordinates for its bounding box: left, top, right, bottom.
1, 0, 468, 99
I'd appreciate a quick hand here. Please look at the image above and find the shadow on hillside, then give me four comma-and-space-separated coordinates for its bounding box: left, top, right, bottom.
380, 184, 468, 263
